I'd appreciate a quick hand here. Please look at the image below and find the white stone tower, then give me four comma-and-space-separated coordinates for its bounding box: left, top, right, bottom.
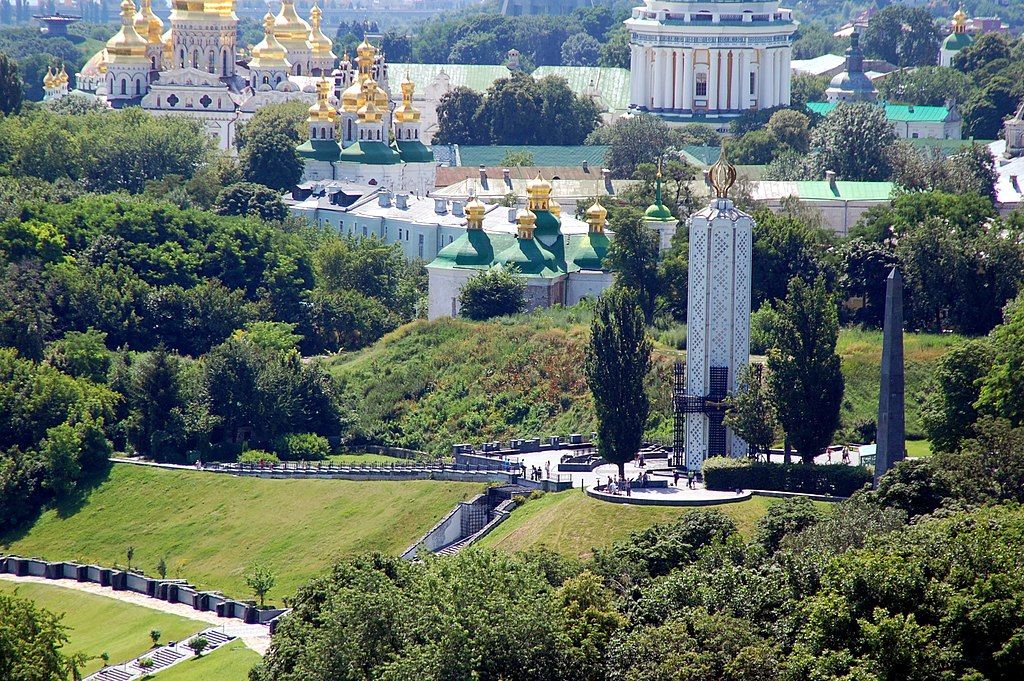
683, 154, 752, 470
169, 0, 237, 76
105, 0, 152, 101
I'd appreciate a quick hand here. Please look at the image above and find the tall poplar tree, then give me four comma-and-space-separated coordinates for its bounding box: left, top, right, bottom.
767, 277, 844, 464
585, 287, 652, 480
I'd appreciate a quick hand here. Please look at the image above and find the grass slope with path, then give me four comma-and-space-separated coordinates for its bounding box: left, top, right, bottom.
143, 639, 260, 681
1, 464, 481, 598
476, 490, 793, 557
0, 581, 204, 676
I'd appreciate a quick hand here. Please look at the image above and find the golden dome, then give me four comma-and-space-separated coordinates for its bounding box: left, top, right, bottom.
548, 199, 561, 217
466, 194, 486, 230
516, 208, 537, 239
43, 67, 56, 89
308, 4, 335, 58
585, 200, 607, 233
56, 64, 68, 86
357, 79, 384, 123
341, 80, 362, 112
356, 38, 376, 60
204, 0, 237, 19
308, 77, 336, 122
394, 73, 421, 123
274, 0, 310, 43
526, 173, 552, 211
526, 173, 552, 196
249, 13, 291, 70
106, 0, 150, 63
135, 0, 163, 45
953, 7, 968, 32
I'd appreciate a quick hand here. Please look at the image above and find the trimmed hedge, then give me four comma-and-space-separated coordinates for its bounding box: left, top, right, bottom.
702, 457, 871, 497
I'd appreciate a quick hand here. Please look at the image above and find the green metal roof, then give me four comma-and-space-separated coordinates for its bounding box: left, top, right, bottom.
680, 145, 722, 166
390, 63, 512, 94
531, 66, 631, 111
566, 232, 610, 271
297, 139, 340, 162
338, 140, 402, 165
431, 229, 496, 269
455, 145, 610, 168
794, 181, 896, 201
806, 101, 953, 123
394, 140, 434, 163
942, 32, 973, 51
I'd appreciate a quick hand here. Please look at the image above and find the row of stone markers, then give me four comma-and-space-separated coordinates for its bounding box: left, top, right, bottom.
0, 556, 288, 631
86, 627, 235, 681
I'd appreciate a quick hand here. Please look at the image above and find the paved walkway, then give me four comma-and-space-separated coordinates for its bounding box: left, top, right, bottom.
0, 573, 271, 655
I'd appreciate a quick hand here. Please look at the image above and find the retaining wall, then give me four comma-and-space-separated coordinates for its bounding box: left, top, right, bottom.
0, 555, 288, 627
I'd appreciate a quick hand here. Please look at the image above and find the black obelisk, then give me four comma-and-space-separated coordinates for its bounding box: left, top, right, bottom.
874, 268, 905, 485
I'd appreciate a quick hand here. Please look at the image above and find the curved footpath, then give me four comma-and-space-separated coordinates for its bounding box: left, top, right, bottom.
0, 573, 272, 655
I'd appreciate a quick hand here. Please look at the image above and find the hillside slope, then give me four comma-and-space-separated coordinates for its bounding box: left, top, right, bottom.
1, 464, 480, 597
331, 316, 962, 455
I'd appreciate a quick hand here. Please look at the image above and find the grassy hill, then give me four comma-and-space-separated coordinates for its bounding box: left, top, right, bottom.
145, 640, 260, 681
330, 314, 962, 455
1, 464, 481, 598
476, 490, 784, 557
0, 581, 204, 675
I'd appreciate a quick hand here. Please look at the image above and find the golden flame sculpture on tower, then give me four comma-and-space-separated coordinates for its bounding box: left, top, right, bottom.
708, 151, 737, 199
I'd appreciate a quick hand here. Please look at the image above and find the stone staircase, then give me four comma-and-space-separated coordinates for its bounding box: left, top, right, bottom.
84, 627, 236, 681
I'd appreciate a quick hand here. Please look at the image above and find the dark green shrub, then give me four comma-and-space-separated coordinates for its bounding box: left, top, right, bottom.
272, 432, 331, 461
703, 457, 871, 497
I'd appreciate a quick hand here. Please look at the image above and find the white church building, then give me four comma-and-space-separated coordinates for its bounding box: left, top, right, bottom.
625, 0, 797, 125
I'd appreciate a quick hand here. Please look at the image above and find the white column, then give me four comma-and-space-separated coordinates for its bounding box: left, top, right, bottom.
763, 49, 775, 109
775, 49, 784, 107
652, 49, 664, 109
718, 49, 729, 112
660, 49, 672, 109
673, 49, 684, 111
682, 48, 693, 111
629, 44, 640, 107
780, 47, 792, 105
639, 48, 650, 109
708, 49, 719, 111
745, 48, 753, 109
731, 50, 742, 112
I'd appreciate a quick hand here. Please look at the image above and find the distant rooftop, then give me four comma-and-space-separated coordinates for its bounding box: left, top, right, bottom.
807, 101, 953, 123
435, 145, 610, 168
752, 180, 896, 202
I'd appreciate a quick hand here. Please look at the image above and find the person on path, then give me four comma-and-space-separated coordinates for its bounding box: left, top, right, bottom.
544, 461, 550, 479
687, 471, 695, 489
673, 470, 680, 487
625, 479, 632, 497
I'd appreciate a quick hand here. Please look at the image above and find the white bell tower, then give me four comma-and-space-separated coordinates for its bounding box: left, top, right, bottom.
683, 154, 753, 470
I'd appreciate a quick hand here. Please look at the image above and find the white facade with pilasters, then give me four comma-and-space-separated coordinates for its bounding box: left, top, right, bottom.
684, 160, 752, 470
626, 1, 797, 121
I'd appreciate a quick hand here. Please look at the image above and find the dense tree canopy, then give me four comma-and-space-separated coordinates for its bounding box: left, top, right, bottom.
458, 266, 526, 320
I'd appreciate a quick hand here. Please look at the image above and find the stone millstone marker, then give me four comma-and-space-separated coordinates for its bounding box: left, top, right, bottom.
874, 267, 905, 485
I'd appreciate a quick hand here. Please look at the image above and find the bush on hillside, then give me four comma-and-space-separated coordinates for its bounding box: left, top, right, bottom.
272, 433, 331, 461
702, 457, 872, 497
239, 449, 280, 465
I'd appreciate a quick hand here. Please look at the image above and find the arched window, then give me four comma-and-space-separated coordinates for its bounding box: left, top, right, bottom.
312, 128, 317, 139
347, 119, 353, 139
222, 50, 228, 75
192, 50, 199, 69
695, 72, 708, 97
135, 78, 141, 95
208, 50, 215, 74
120, 78, 127, 95
295, 63, 302, 76
151, 57, 156, 70
179, 48, 185, 68
262, 74, 269, 85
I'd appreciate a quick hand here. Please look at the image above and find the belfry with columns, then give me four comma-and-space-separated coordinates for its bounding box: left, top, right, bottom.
625, 0, 797, 122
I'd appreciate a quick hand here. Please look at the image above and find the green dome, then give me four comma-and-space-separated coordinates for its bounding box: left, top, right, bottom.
644, 202, 674, 221
338, 140, 402, 165
568, 232, 610, 271
430, 229, 495, 269
394, 140, 434, 163
496, 236, 562, 277
297, 139, 340, 162
942, 31, 973, 51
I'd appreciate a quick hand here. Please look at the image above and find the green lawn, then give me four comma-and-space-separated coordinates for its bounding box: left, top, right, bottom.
326, 452, 409, 465
905, 439, 933, 458
837, 329, 963, 439
0, 581, 203, 676
476, 490, 790, 557
2, 464, 481, 599
143, 640, 260, 681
